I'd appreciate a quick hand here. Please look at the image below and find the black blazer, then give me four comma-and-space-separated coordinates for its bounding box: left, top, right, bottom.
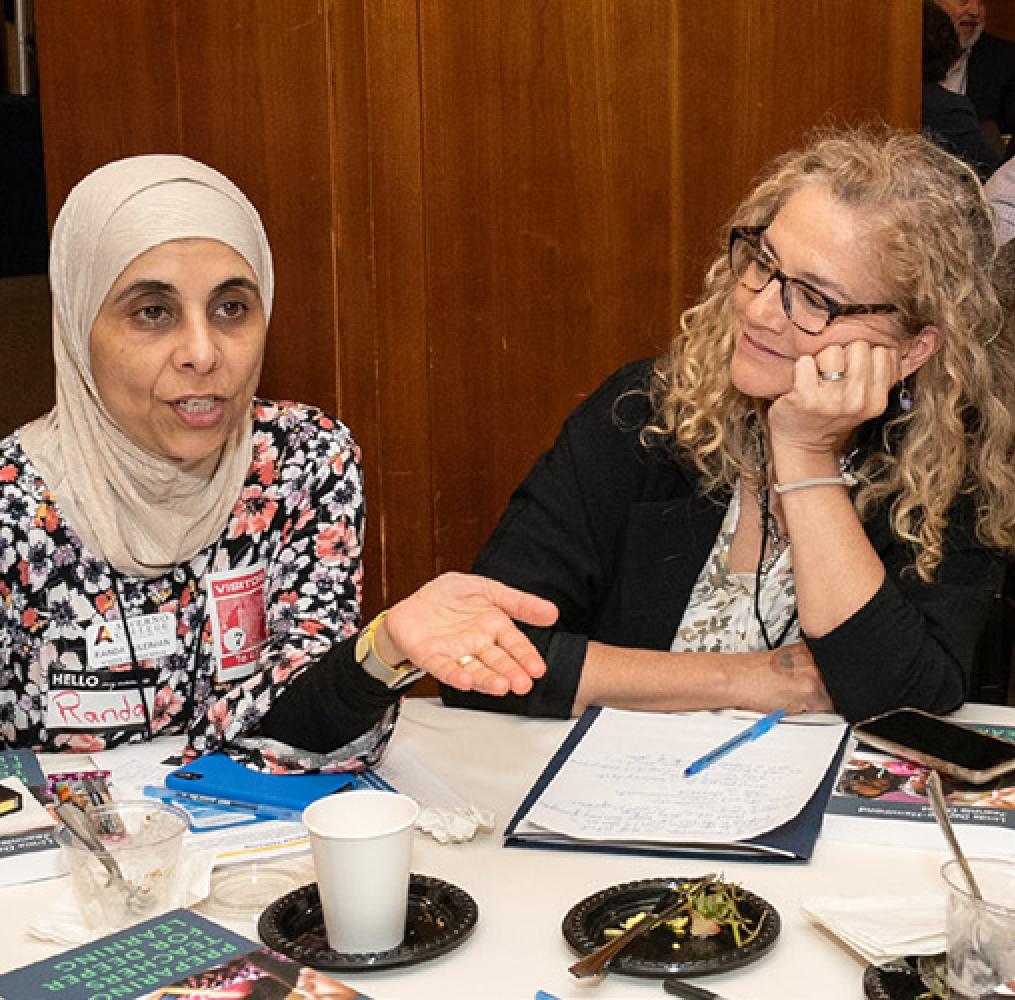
443, 361, 1005, 722
966, 31, 1015, 158
922, 82, 1001, 179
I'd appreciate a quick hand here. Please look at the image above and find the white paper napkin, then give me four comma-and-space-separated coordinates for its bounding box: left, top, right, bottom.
28, 845, 217, 946
416, 804, 495, 844
801, 892, 946, 965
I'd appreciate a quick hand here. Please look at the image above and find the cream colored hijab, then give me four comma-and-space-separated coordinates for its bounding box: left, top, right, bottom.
20, 155, 274, 578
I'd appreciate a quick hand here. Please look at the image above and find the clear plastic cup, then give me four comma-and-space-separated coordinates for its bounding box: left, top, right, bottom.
53, 799, 188, 934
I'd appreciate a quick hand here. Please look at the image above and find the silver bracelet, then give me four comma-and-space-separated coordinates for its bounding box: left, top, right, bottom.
773, 472, 857, 494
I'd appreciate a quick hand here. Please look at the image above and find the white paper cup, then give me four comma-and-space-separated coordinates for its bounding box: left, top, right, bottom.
303, 790, 419, 954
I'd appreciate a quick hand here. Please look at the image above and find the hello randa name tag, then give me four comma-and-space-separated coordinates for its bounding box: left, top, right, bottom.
46, 666, 157, 733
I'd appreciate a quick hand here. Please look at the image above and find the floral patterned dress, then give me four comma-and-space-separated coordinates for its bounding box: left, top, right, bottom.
0, 400, 394, 771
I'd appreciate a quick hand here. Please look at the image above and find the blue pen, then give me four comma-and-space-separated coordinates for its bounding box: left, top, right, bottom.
143, 784, 305, 824
683, 709, 787, 778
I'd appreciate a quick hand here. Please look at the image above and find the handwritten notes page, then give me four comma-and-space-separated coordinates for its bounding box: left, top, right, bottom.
518, 709, 847, 845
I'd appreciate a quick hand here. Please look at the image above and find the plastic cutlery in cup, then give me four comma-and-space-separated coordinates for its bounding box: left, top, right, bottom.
54, 799, 141, 906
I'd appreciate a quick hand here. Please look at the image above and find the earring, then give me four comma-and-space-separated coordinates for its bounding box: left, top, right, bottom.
897, 378, 913, 413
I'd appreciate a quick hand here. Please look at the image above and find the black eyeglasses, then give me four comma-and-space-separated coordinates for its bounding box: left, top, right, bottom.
728, 225, 899, 335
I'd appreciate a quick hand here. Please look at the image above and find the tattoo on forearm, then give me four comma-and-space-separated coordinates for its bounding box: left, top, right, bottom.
778, 651, 795, 669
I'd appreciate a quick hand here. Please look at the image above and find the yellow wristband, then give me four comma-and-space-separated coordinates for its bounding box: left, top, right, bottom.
364, 611, 405, 668
355, 611, 423, 690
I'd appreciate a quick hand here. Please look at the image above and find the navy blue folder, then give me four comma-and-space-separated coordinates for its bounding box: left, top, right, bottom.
504, 707, 848, 862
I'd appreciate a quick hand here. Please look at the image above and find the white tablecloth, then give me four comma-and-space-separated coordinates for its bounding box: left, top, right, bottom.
3, 699, 1013, 1000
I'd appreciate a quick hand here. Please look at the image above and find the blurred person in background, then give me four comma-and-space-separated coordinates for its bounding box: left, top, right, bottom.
922, 0, 1000, 179
937, 0, 1015, 160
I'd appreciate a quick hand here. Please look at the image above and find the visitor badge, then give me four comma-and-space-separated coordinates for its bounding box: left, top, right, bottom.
85, 613, 176, 669
206, 563, 268, 684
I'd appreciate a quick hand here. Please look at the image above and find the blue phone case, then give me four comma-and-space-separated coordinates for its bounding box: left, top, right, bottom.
165, 753, 357, 813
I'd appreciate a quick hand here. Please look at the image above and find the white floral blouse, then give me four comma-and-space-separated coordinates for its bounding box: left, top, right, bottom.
671, 484, 800, 653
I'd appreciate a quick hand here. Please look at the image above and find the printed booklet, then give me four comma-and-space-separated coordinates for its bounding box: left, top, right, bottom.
0, 748, 63, 888
0, 908, 368, 1000
823, 722, 1015, 852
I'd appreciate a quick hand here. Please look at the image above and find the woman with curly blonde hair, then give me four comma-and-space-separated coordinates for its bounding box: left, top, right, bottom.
444, 127, 1015, 724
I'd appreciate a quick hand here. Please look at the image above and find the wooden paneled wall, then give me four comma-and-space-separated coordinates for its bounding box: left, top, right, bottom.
36, 2, 339, 416
989, 3, 1015, 41
35, 1, 920, 632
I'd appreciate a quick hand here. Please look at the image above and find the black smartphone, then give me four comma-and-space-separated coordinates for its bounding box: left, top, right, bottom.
852, 708, 1015, 785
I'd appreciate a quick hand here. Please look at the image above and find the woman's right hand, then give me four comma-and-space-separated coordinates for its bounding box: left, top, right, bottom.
740, 641, 834, 714
768, 339, 900, 463
378, 572, 559, 697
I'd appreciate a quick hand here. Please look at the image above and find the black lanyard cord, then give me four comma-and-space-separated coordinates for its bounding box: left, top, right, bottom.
111, 575, 155, 742
180, 542, 219, 741
179, 589, 210, 736
754, 484, 798, 651
110, 543, 217, 742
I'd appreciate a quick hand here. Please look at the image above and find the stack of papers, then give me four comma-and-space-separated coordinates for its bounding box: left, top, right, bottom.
506, 707, 848, 860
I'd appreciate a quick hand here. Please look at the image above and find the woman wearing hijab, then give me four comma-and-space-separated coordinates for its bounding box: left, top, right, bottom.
0, 155, 556, 768
443, 127, 1015, 724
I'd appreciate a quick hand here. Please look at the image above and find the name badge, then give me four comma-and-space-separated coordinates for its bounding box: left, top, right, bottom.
85, 613, 177, 668
46, 667, 157, 732
207, 563, 268, 685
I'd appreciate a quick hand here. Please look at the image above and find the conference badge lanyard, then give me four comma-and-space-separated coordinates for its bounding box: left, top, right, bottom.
206, 562, 268, 684
45, 614, 175, 733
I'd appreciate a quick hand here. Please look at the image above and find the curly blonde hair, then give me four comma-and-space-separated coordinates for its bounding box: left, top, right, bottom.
644, 126, 1015, 581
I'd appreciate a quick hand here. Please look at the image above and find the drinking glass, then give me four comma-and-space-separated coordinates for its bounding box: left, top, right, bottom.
941, 856, 1015, 1000
54, 799, 188, 934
